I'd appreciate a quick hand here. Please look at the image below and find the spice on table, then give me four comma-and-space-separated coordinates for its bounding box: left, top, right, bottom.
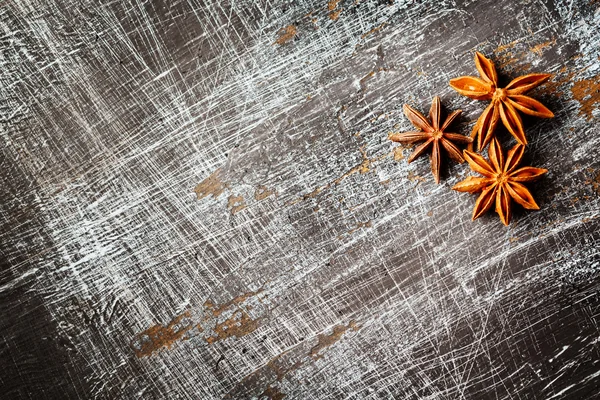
452, 137, 547, 226
389, 96, 472, 184
449, 52, 554, 151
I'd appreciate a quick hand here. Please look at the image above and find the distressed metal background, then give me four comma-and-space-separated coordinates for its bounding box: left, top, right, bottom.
1, 0, 600, 399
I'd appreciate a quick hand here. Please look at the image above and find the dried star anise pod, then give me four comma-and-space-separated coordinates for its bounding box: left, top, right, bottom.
452, 137, 547, 225
389, 96, 473, 184
449, 52, 554, 151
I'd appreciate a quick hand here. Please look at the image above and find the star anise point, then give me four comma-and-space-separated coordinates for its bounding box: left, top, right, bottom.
390, 96, 472, 184
454, 137, 547, 225
450, 52, 554, 151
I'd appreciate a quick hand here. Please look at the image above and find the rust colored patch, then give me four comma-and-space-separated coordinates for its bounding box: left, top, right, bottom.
262, 385, 286, 400
584, 170, 600, 194
495, 40, 518, 54
530, 39, 556, 56
393, 146, 405, 161
327, 0, 342, 20
205, 310, 260, 344
492, 42, 531, 71
194, 168, 228, 200
310, 321, 358, 360
571, 76, 600, 121
131, 311, 193, 358
275, 25, 297, 45
329, 9, 342, 20
540, 66, 574, 97
348, 220, 372, 235
255, 185, 276, 200
227, 194, 246, 214
407, 170, 426, 185
361, 22, 387, 39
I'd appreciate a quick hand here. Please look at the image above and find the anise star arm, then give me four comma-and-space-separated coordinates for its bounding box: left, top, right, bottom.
474, 51, 498, 85
431, 141, 441, 183
510, 167, 548, 182
472, 186, 497, 221
505, 73, 552, 95
488, 138, 505, 172
507, 95, 554, 118
505, 182, 540, 210
449, 76, 493, 100
403, 104, 433, 131
443, 132, 472, 144
495, 185, 512, 226
504, 144, 525, 172
473, 102, 500, 151
463, 150, 495, 177
441, 110, 462, 131
498, 101, 527, 145
407, 139, 433, 163
452, 176, 494, 193
429, 96, 441, 130
440, 138, 465, 163
388, 131, 430, 143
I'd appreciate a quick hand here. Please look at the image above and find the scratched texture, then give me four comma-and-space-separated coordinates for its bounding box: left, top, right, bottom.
1, 0, 600, 399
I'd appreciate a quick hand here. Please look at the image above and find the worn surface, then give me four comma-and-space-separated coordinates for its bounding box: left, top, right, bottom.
1, 0, 600, 399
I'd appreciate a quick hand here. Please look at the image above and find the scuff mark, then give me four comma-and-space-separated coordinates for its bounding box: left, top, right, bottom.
204, 288, 265, 317
310, 320, 358, 360
291, 145, 380, 203
571, 76, 600, 121
194, 168, 228, 200
339, 220, 372, 239
223, 321, 359, 398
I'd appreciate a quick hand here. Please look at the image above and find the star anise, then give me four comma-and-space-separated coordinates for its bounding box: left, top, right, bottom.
449, 52, 554, 151
452, 137, 547, 225
389, 96, 473, 184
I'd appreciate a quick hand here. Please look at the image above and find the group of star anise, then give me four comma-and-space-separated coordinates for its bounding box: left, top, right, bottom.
390, 52, 553, 226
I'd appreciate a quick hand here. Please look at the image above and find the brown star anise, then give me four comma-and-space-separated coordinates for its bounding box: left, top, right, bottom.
389, 96, 472, 184
452, 137, 547, 225
449, 52, 554, 151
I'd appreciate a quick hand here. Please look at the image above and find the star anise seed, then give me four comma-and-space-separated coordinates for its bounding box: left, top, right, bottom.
449, 52, 554, 151
389, 96, 472, 184
452, 137, 548, 225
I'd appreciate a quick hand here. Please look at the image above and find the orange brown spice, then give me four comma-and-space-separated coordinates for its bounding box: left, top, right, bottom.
450, 52, 554, 151
453, 137, 547, 225
389, 96, 472, 183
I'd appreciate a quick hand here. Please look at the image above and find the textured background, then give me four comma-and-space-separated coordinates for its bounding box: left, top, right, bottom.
1, 0, 600, 399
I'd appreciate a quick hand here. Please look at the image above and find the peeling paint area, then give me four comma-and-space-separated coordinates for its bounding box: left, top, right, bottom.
1, 0, 600, 399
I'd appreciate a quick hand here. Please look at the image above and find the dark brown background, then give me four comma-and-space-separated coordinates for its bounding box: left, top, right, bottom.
1, 0, 600, 399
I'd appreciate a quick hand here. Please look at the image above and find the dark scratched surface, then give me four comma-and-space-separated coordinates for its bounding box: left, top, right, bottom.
1, 0, 600, 399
